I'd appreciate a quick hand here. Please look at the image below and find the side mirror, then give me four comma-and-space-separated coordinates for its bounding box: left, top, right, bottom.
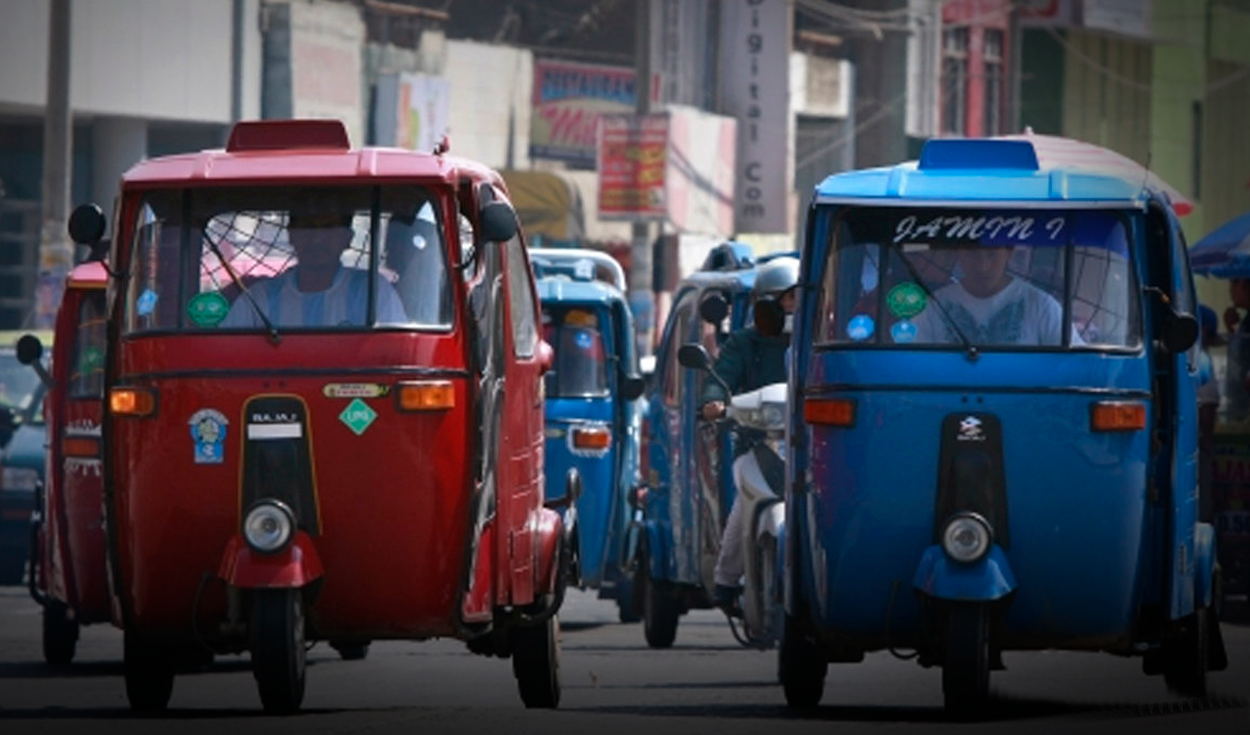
16, 334, 43, 366
68, 203, 106, 246
1162, 312, 1199, 353
620, 374, 645, 401
16, 334, 53, 389
479, 201, 518, 243
677, 343, 711, 371
698, 293, 728, 324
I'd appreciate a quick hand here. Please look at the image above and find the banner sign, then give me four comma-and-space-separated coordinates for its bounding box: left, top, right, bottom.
597, 113, 668, 220
531, 60, 637, 168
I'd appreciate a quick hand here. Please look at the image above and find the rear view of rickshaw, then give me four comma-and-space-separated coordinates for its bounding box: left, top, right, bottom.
75, 120, 566, 713
784, 137, 1227, 715
530, 249, 646, 622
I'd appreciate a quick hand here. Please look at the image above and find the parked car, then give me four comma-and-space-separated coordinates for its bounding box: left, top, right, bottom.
0, 376, 45, 585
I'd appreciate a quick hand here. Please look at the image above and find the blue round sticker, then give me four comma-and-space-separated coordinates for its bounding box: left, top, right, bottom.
574, 331, 593, 349
846, 314, 875, 341
891, 319, 918, 343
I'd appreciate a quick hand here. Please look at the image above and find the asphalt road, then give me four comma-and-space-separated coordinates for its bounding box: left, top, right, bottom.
0, 585, 1246, 735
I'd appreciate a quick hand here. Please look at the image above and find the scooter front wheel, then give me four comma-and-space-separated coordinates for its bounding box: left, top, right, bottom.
251, 588, 307, 714
942, 603, 990, 717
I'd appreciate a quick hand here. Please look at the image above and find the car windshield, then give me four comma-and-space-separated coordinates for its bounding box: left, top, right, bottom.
122, 186, 454, 333
814, 207, 1140, 350
542, 306, 609, 398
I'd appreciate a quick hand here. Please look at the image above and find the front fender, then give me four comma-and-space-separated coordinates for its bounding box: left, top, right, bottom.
912, 544, 1016, 602
532, 507, 566, 596
217, 531, 324, 588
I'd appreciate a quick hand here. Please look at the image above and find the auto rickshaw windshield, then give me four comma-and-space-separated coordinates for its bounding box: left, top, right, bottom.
120, 186, 454, 333
814, 207, 1141, 350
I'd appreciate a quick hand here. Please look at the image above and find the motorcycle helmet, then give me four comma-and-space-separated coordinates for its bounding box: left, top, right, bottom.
752, 257, 799, 336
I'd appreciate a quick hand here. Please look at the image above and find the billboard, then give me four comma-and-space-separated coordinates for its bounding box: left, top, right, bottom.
597, 113, 668, 220
531, 60, 637, 168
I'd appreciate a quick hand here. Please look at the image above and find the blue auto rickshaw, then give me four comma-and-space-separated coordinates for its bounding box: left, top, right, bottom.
530, 248, 646, 622
783, 137, 1228, 714
635, 243, 797, 647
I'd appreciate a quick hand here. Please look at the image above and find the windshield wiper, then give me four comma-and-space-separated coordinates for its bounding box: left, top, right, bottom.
205, 239, 281, 345
895, 250, 978, 361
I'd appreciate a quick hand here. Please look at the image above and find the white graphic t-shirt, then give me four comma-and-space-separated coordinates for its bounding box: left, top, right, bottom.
911, 277, 1064, 346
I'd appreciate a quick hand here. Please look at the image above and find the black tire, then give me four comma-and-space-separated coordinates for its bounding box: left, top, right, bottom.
641, 564, 679, 649
616, 574, 641, 624
251, 589, 306, 714
779, 614, 827, 707
330, 641, 370, 661
124, 631, 175, 711
1163, 607, 1208, 698
943, 603, 990, 718
42, 601, 79, 665
512, 614, 561, 708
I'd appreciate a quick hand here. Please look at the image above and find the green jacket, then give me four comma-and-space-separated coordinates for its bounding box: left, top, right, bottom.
699, 326, 790, 407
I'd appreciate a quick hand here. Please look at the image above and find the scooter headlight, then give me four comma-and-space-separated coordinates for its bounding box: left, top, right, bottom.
243, 500, 295, 554
941, 512, 992, 564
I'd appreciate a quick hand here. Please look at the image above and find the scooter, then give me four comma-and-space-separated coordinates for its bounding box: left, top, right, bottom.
676, 344, 786, 649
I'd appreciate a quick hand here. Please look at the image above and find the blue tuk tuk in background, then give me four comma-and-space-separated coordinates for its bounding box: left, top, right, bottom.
783, 137, 1227, 714
530, 248, 646, 623
635, 243, 797, 648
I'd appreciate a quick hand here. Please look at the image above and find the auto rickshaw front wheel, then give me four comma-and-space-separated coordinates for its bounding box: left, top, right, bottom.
511, 613, 561, 708
641, 563, 679, 648
779, 614, 827, 707
42, 600, 79, 665
123, 630, 175, 711
251, 588, 307, 714
1162, 606, 1209, 698
330, 640, 370, 661
942, 603, 991, 718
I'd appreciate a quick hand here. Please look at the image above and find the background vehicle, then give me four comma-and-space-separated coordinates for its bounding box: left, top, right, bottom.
783, 136, 1227, 715
531, 248, 646, 623
0, 330, 52, 585
634, 244, 798, 648
18, 261, 110, 664
74, 119, 565, 713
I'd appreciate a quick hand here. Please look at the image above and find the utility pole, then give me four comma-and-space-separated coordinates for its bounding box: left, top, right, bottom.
1007, 0, 1022, 133
36, 0, 73, 329
630, 0, 655, 357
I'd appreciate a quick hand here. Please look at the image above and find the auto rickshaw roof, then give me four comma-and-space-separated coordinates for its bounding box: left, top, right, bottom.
814, 137, 1174, 212
536, 277, 625, 308
121, 120, 504, 189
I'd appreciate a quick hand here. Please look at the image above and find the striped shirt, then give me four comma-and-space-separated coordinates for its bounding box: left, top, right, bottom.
220, 267, 408, 328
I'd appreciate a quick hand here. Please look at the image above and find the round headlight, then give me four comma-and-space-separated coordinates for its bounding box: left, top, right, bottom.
243, 500, 295, 554
941, 513, 992, 564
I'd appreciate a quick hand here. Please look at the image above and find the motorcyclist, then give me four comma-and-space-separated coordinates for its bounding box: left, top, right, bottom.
699, 256, 799, 614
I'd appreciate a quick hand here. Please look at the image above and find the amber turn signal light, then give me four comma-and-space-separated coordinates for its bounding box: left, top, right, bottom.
804, 397, 856, 427
572, 425, 612, 451
109, 386, 157, 417
1090, 401, 1146, 432
397, 380, 455, 411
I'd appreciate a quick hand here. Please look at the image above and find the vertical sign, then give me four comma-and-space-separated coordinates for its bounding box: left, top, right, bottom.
719, 0, 792, 234
597, 113, 668, 220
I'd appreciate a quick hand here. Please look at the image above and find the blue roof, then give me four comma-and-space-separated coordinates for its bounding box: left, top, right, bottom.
814, 138, 1158, 209
536, 276, 623, 307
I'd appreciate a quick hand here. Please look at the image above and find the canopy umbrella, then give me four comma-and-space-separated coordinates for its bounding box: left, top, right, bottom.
996, 131, 1193, 217
1190, 210, 1250, 279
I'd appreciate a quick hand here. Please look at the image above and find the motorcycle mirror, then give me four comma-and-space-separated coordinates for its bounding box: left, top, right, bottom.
620, 373, 645, 400
677, 344, 711, 371
699, 292, 728, 324
1161, 311, 1199, 353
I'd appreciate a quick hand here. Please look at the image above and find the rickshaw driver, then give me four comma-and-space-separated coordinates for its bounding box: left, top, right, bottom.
911, 244, 1067, 346
220, 210, 408, 329
698, 257, 798, 613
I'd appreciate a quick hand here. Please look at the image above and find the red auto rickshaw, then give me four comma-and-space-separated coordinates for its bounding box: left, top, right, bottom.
67, 119, 567, 713
18, 261, 110, 665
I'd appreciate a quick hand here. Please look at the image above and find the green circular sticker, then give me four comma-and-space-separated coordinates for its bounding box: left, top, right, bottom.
78, 346, 103, 374
188, 292, 230, 326
886, 282, 927, 319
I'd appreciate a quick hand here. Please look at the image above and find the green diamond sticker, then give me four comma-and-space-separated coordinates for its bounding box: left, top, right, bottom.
338, 398, 377, 436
